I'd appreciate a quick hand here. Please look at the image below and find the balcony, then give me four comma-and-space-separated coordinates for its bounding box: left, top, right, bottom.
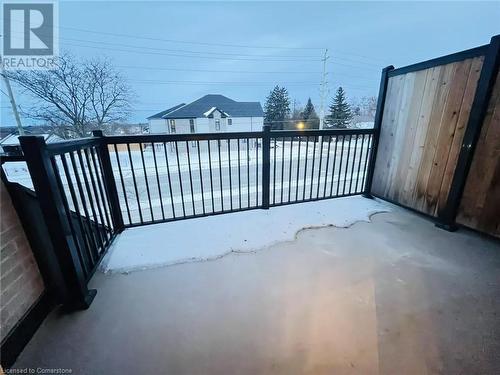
8, 197, 500, 374
2, 34, 500, 373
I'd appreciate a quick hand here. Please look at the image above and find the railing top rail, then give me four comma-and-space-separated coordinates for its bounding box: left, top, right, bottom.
45, 137, 101, 155
0, 153, 25, 164
97, 128, 374, 144
269, 128, 374, 137
104, 131, 264, 144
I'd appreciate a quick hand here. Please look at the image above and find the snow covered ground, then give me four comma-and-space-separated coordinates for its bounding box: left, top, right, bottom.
102, 196, 390, 273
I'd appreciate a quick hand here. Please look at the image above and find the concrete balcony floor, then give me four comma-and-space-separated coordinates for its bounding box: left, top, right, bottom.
12, 206, 500, 374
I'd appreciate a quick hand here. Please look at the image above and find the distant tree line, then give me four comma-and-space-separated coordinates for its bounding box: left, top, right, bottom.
264, 85, 376, 130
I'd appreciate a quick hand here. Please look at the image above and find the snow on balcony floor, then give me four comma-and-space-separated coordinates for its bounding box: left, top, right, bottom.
102, 196, 390, 273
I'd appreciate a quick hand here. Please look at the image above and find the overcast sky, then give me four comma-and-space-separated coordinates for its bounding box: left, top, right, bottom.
1, 1, 499, 126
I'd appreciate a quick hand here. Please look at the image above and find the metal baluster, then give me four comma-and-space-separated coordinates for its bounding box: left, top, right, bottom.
255, 138, 259, 206
316, 137, 324, 199
349, 135, 359, 194
52, 156, 89, 278
151, 143, 165, 220
227, 139, 233, 211
281, 137, 285, 204
89, 147, 113, 233
83, 148, 109, 240
207, 140, 215, 213
361, 135, 372, 190
273, 137, 277, 205
126, 144, 143, 224
196, 140, 206, 215
218, 139, 224, 211
60, 154, 93, 275
295, 138, 301, 201
342, 135, 352, 195
237, 139, 241, 209
302, 137, 309, 201
174, 141, 186, 217
309, 136, 317, 199
83, 148, 109, 243
336, 136, 345, 196
355, 135, 366, 193
323, 136, 332, 198
288, 137, 293, 202
113, 144, 132, 225
69, 151, 99, 262
163, 142, 176, 219
185, 141, 196, 215
139, 143, 154, 221
246, 138, 250, 208
76, 150, 105, 251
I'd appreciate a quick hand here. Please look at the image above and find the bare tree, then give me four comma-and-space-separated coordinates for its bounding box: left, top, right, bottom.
7, 53, 132, 138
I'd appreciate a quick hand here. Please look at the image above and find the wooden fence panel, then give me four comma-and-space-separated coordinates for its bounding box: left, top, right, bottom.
372, 56, 484, 216
457, 70, 500, 237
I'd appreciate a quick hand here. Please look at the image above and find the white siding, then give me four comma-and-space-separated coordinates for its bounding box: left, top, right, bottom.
148, 119, 168, 134
228, 117, 264, 132
149, 115, 264, 134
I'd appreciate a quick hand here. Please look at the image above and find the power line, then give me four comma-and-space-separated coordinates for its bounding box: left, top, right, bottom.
127, 80, 376, 90
116, 65, 323, 74
6, 28, 385, 69
61, 25, 326, 51
5, 17, 393, 67
60, 24, 391, 64
60, 42, 322, 62
115, 65, 379, 81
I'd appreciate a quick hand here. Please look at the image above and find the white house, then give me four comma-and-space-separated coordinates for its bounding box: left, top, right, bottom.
147, 94, 264, 134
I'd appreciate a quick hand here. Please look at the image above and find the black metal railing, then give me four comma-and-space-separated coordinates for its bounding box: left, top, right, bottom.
268, 130, 373, 207
103, 131, 264, 226
4, 126, 374, 309
99, 127, 373, 227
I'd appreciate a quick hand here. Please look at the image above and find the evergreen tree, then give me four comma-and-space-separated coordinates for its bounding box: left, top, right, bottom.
264, 85, 291, 130
325, 87, 353, 129
301, 98, 320, 129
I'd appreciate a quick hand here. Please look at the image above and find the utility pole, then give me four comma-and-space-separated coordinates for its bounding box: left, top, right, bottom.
318, 49, 329, 144
1, 65, 24, 135
319, 49, 329, 131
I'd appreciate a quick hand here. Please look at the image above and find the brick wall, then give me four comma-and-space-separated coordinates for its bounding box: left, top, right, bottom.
0, 181, 44, 342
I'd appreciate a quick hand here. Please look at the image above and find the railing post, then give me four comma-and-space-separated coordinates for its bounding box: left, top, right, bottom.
92, 130, 125, 232
436, 34, 500, 231
261, 125, 271, 209
19, 136, 96, 310
363, 65, 394, 198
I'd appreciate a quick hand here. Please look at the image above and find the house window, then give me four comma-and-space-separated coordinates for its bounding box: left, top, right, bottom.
189, 119, 195, 133
215, 119, 221, 131
227, 118, 232, 126
169, 119, 176, 133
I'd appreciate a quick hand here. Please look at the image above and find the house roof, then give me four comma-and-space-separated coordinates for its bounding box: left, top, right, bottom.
147, 103, 186, 120
149, 94, 263, 120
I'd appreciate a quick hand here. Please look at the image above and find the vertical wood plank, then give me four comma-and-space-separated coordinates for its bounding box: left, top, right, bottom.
436, 57, 484, 215
404, 66, 442, 206
457, 69, 500, 237
424, 59, 473, 215
372, 75, 405, 196
414, 63, 456, 211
